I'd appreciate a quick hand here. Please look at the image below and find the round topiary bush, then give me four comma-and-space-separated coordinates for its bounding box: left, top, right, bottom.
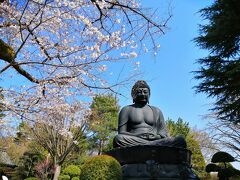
80, 155, 122, 180
62, 165, 81, 178
58, 174, 71, 180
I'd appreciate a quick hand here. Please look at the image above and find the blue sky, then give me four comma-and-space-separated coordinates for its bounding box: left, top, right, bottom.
0, 0, 214, 130
117, 0, 214, 129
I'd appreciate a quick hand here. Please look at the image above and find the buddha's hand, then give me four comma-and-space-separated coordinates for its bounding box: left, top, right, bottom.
150, 134, 161, 140
138, 133, 161, 140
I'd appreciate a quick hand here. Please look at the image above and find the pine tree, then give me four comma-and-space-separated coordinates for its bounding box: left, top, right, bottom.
194, 0, 240, 123
88, 94, 119, 154
166, 118, 190, 138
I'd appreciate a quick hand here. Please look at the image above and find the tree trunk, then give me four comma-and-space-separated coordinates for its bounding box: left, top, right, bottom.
98, 140, 103, 155
53, 164, 61, 180
0, 39, 15, 61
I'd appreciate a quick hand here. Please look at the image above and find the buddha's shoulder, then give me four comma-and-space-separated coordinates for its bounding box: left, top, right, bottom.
119, 105, 132, 113
119, 104, 140, 112
121, 105, 132, 109
148, 105, 163, 114
148, 105, 159, 110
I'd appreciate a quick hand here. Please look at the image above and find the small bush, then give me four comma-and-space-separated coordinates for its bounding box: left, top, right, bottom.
80, 155, 122, 180
24, 177, 38, 180
62, 165, 81, 178
72, 177, 80, 180
58, 174, 70, 180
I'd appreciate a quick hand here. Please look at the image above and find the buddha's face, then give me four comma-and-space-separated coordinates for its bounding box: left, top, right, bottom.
134, 87, 150, 104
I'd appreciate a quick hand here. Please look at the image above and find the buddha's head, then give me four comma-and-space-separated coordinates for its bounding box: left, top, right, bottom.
131, 80, 150, 104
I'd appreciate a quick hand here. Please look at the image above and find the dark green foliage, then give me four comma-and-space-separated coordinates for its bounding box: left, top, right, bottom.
80, 155, 122, 180
194, 0, 240, 123
15, 151, 43, 179
195, 0, 240, 57
206, 163, 220, 173
58, 174, 71, 180
62, 165, 80, 178
218, 164, 240, 179
89, 94, 119, 154
206, 151, 240, 179
211, 151, 235, 163
218, 167, 240, 179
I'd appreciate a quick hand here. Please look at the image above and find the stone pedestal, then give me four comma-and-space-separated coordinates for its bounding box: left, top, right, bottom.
106, 145, 199, 180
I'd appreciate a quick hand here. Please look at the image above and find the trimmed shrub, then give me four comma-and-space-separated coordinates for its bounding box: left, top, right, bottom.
24, 178, 38, 180
58, 174, 71, 180
62, 165, 81, 178
72, 177, 80, 180
80, 155, 122, 180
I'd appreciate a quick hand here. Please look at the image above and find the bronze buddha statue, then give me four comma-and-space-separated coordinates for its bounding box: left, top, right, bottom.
113, 80, 186, 148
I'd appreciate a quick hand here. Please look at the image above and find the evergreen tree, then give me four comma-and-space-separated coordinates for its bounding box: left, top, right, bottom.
194, 0, 240, 123
166, 118, 189, 138
186, 133, 208, 179
14, 121, 31, 144
89, 94, 119, 154
166, 118, 208, 179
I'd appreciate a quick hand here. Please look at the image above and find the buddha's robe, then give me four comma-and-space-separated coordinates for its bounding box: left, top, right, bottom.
113, 105, 186, 148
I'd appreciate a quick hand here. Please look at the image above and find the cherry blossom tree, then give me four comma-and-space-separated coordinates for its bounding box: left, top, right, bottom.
28, 98, 89, 179
0, 0, 170, 119
0, 0, 171, 179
